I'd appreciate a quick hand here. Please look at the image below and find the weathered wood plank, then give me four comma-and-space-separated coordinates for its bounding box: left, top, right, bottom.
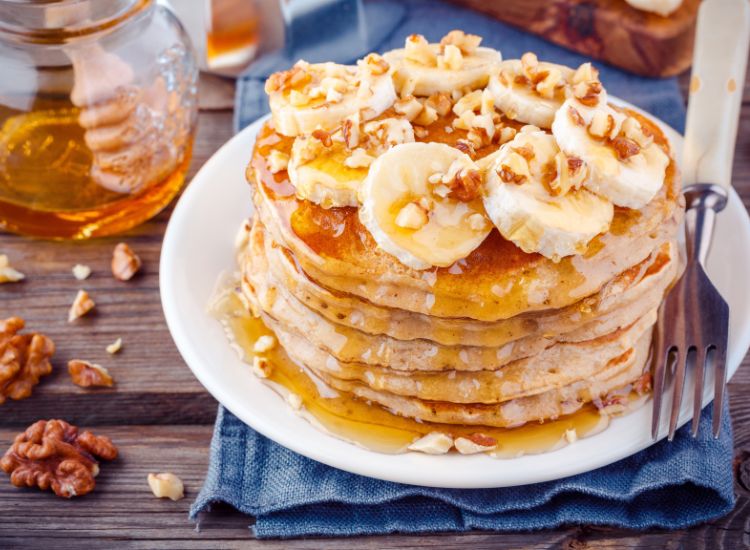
0, 421, 748, 548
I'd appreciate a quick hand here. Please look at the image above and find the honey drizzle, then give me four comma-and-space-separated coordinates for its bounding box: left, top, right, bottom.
213, 288, 637, 457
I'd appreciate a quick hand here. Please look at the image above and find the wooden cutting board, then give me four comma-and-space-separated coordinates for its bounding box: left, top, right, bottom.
449, 0, 700, 77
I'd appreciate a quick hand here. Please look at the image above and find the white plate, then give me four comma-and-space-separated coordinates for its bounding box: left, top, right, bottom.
161, 100, 750, 489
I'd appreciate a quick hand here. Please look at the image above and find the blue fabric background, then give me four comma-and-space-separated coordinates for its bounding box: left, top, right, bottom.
191, 0, 735, 538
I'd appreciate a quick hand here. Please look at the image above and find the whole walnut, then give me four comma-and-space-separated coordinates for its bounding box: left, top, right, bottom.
1, 419, 118, 498
0, 317, 55, 404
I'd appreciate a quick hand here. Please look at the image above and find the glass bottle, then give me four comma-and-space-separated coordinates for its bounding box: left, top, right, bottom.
0, 0, 198, 239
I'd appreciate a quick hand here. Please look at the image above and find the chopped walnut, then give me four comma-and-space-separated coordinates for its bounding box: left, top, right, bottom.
0, 317, 54, 404
394, 95, 423, 121
68, 360, 114, 388
0, 255, 24, 284
437, 44, 463, 71
342, 113, 360, 149
454, 139, 475, 157
68, 289, 95, 322
407, 432, 453, 454
147, 472, 184, 501
512, 144, 535, 162
439, 30, 482, 55
498, 151, 530, 184
425, 92, 452, 117
267, 150, 289, 174
587, 110, 614, 139
111, 242, 142, 281
414, 104, 438, 126
611, 136, 641, 160
544, 153, 586, 197
573, 80, 603, 107
253, 335, 277, 353
311, 129, 333, 147
448, 168, 482, 202
344, 148, 375, 169
71, 264, 91, 281
0, 419, 117, 498
454, 433, 497, 454
252, 356, 272, 378
395, 202, 429, 230
404, 34, 436, 66
573, 62, 599, 85
360, 53, 389, 75
452, 90, 482, 116
413, 126, 429, 140
264, 63, 311, 94
568, 105, 586, 126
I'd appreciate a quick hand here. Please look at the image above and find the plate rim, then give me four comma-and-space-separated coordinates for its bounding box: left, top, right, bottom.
160, 97, 750, 488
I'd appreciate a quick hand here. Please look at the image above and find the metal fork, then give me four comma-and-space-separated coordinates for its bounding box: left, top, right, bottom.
650, 0, 749, 441
651, 184, 728, 441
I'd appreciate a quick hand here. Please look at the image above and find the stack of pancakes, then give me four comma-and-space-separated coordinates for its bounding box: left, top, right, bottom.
239, 112, 683, 433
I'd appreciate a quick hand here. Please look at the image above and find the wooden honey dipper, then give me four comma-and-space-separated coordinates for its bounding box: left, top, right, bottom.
48, 2, 181, 194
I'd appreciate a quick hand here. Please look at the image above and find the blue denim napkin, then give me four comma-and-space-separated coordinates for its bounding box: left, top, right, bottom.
191, 0, 736, 538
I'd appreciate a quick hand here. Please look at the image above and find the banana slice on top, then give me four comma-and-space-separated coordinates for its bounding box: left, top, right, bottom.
288, 117, 415, 208
265, 56, 396, 137
359, 142, 492, 270
383, 31, 501, 97
551, 97, 670, 209
483, 129, 614, 260
488, 54, 599, 128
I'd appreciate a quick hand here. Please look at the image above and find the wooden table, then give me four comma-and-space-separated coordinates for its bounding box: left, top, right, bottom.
1, 70, 749, 549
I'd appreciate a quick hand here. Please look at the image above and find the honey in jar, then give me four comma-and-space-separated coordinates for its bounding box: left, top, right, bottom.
0, 0, 198, 239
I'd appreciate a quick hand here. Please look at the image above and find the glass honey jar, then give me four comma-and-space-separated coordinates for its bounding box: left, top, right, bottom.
0, 0, 198, 239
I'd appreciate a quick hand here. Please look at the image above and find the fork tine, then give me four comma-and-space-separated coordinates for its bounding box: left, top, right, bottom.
668, 347, 689, 441
690, 346, 707, 437
651, 346, 670, 440
712, 345, 728, 438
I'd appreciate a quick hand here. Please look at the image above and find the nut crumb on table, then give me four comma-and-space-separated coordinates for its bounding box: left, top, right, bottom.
68, 289, 96, 322
111, 243, 142, 281
0, 254, 24, 283
0, 317, 54, 404
72, 264, 92, 281
0, 419, 117, 498
106, 337, 123, 354
68, 360, 115, 388
147, 472, 185, 501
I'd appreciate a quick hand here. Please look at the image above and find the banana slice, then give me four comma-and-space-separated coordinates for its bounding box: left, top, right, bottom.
551, 97, 670, 209
359, 142, 492, 270
383, 32, 501, 97
488, 55, 602, 128
624, 0, 683, 16
483, 129, 614, 260
288, 117, 414, 208
265, 57, 396, 136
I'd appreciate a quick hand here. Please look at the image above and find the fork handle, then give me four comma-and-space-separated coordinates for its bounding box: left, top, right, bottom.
683, 183, 729, 266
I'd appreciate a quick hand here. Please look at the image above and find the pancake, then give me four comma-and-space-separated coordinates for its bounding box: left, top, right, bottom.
264, 309, 656, 404
250, 110, 683, 321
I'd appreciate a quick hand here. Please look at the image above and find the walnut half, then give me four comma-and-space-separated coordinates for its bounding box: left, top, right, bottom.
68, 360, 114, 388
0, 317, 54, 404
0, 419, 117, 498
